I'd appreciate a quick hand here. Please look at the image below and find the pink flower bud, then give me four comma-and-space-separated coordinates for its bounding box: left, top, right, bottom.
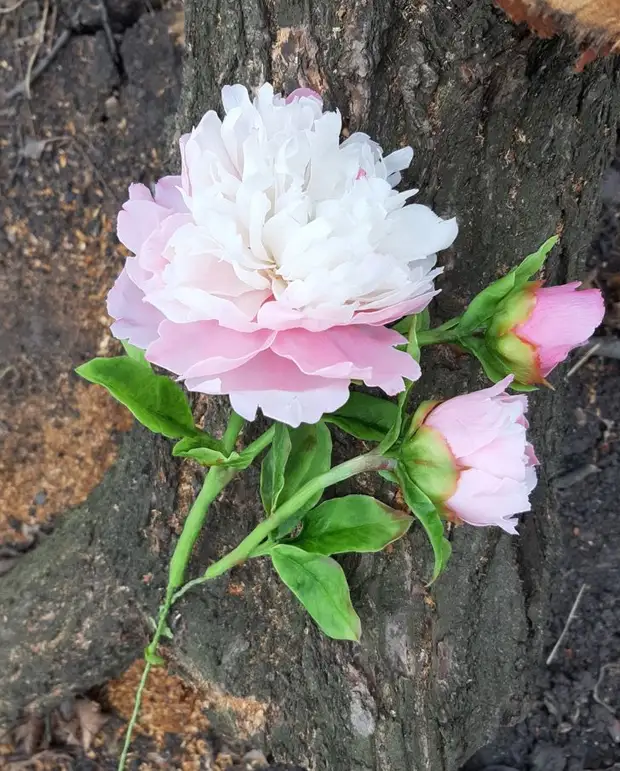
488, 282, 604, 384
402, 377, 538, 533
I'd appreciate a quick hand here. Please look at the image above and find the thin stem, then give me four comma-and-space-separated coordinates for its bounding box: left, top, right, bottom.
241, 424, 275, 459
417, 326, 463, 346
118, 412, 250, 771
222, 411, 245, 453
167, 466, 236, 592
117, 661, 152, 771
172, 452, 396, 603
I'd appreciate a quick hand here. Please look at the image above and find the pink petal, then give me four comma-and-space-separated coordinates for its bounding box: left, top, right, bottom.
185, 349, 351, 426
138, 213, 193, 275
256, 301, 354, 331
537, 344, 574, 375
285, 88, 323, 104
271, 325, 419, 394
230, 384, 349, 427
117, 199, 170, 255
146, 320, 275, 379
154, 176, 188, 212
255, 290, 440, 332
446, 468, 532, 533
351, 289, 439, 326
179, 132, 191, 194
424, 377, 516, 457
146, 285, 268, 332
127, 183, 153, 201
516, 283, 604, 375
107, 266, 164, 349
525, 443, 539, 468
458, 428, 529, 482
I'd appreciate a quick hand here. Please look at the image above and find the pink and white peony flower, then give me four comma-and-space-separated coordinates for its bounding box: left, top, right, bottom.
107, 83, 458, 426
402, 376, 538, 533
487, 282, 604, 385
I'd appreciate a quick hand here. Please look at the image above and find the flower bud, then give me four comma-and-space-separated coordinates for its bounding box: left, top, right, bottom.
486, 282, 604, 385
400, 377, 538, 533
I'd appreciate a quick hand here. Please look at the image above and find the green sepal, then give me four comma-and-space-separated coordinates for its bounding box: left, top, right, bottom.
271, 545, 361, 641
400, 425, 458, 501
490, 332, 540, 385
325, 391, 399, 442
396, 466, 452, 584
289, 495, 413, 555
457, 236, 558, 336
76, 356, 198, 439
144, 647, 166, 667
404, 399, 439, 439
487, 283, 538, 338
121, 340, 151, 368
460, 336, 514, 383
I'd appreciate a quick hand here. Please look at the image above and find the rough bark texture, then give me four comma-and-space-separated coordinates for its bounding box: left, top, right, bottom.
2, 2, 620, 770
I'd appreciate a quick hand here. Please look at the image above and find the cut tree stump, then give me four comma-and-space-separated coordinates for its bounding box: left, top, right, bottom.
2, 2, 619, 770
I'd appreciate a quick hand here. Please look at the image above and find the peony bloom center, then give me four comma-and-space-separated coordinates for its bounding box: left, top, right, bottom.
108, 83, 459, 426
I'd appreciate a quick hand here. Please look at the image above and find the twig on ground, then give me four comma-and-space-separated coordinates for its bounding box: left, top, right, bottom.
98, 0, 121, 72
24, 0, 49, 100
554, 464, 600, 490
4, 20, 73, 101
566, 342, 601, 378
546, 583, 587, 665
593, 662, 620, 716
0, 0, 27, 12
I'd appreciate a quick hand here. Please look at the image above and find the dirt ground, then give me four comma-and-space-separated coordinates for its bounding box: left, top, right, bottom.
0, 1, 619, 770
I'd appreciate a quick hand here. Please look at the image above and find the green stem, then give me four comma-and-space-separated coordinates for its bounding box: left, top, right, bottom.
240, 424, 276, 459
118, 411, 249, 771
172, 451, 396, 603
416, 326, 462, 346
116, 660, 152, 771
222, 411, 245, 453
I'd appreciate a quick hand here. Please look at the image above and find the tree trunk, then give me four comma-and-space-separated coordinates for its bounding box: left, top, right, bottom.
1, 2, 619, 770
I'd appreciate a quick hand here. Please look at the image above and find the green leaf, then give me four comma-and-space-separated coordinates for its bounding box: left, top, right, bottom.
460, 336, 512, 383
144, 648, 166, 667
121, 340, 151, 368
377, 392, 405, 456
457, 236, 558, 336
279, 422, 332, 511
325, 392, 399, 441
290, 495, 412, 555
378, 469, 399, 484
173, 434, 231, 466
396, 467, 452, 583
269, 422, 333, 539
271, 545, 361, 640
512, 235, 558, 284
378, 314, 424, 455
392, 308, 431, 335
76, 357, 197, 439
260, 424, 292, 514
147, 616, 173, 639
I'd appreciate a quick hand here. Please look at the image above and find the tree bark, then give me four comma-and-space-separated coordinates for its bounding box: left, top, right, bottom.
2, 2, 619, 770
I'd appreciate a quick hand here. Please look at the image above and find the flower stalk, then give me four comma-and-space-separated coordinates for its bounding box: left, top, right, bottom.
172, 451, 396, 602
